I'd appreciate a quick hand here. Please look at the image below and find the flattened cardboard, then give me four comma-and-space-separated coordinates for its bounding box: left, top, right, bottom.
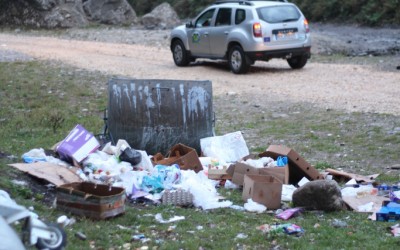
263, 145, 324, 184
242, 174, 282, 209
343, 195, 389, 213
326, 168, 379, 183
9, 162, 81, 186
152, 144, 203, 173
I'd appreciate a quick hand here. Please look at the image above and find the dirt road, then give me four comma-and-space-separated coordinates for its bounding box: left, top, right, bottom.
0, 31, 399, 115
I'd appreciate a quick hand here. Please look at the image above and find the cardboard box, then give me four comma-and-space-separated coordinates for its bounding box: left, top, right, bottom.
242, 174, 282, 209
56, 182, 125, 220
263, 145, 324, 184
207, 168, 232, 180
152, 144, 203, 173
56, 124, 100, 163
226, 158, 288, 186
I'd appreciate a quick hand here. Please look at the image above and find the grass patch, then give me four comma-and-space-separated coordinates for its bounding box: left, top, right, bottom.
1, 59, 400, 249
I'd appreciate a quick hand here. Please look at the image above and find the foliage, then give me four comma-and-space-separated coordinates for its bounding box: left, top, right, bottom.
292, 0, 400, 26
127, 0, 400, 26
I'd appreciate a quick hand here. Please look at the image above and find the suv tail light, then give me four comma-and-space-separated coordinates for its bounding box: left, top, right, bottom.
304, 19, 310, 33
253, 23, 262, 37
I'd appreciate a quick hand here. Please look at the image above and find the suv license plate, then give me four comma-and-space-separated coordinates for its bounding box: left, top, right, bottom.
273, 28, 298, 41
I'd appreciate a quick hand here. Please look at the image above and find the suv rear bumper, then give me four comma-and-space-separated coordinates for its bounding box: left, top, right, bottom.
246, 47, 311, 61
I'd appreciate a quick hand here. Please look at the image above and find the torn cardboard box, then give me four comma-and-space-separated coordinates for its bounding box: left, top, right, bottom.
242, 174, 282, 210
263, 145, 324, 184
152, 144, 203, 173
226, 160, 288, 186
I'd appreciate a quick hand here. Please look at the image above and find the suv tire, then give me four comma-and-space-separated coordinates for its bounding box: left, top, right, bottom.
228, 45, 250, 74
287, 55, 308, 69
172, 40, 190, 66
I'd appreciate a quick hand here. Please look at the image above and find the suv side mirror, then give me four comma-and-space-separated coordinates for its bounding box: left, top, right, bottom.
186, 21, 194, 28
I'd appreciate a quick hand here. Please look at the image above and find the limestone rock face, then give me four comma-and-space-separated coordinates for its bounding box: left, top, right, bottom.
141, 2, 181, 29
83, 0, 138, 25
0, 0, 137, 28
292, 180, 345, 211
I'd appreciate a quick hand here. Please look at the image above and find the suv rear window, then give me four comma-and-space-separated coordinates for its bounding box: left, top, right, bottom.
257, 6, 300, 23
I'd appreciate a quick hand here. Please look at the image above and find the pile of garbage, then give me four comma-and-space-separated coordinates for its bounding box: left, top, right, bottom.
8, 124, 400, 237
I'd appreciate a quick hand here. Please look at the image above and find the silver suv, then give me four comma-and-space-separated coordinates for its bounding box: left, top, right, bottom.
170, 0, 311, 74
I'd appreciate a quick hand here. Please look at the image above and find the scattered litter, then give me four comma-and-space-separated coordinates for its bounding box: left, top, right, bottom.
257, 223, 304, 236
276, 207, 303, 220
376, 201, 400, 222
390, 224, 400, 237
75, 231, 87, 241
117, 225, 131, 230
57, 215, 75, 227
178, 170, 233, 210
200, 131, 249, 163
167, 225, 176, 231
244, 199, 267, 213
131, 234, 147, 242
281, 184, 297, 202
224, 180, 239, 189
235, 233, 248, 239
230, 204, 245, 211
11, 180, 27, 186
357, 202, 374, 212
332, 219, 348, 228
346, 178, 358, 186
155, 213, 185, 224
390, 190, 400, 202
141, 164, 181, 193
297, 177, 310, 187
162, 189, 193, 206
22, 148, 47, 163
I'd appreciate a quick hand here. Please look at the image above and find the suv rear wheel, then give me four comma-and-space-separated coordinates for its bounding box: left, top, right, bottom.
228, 45, 250, 74
287, 55, 308, 69
172, 40, 190, 66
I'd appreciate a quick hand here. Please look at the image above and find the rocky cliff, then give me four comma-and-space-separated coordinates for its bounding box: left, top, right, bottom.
0, 0, 138, 28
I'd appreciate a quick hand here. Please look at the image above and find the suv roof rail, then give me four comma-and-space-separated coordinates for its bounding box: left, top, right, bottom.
214, 0, 288, 5
214, 1, 253, 5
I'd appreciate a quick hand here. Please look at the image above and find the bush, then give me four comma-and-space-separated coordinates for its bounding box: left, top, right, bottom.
128, 0, 400, 26
292, 0, 400, 26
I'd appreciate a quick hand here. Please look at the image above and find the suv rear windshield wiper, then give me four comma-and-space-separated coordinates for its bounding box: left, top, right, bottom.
280, 18, 299, 22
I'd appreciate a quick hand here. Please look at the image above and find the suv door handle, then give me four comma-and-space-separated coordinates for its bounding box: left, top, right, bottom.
203, 32, 209, 36
224, 31, 229, 35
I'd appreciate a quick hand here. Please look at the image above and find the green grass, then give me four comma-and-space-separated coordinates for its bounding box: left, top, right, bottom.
1, 59, 400, 249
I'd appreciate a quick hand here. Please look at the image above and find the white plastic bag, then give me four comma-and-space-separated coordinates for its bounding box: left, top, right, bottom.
200, 131, 249, 163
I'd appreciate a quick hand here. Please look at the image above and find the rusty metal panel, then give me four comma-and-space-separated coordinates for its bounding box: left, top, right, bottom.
107, 78, 213, 155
